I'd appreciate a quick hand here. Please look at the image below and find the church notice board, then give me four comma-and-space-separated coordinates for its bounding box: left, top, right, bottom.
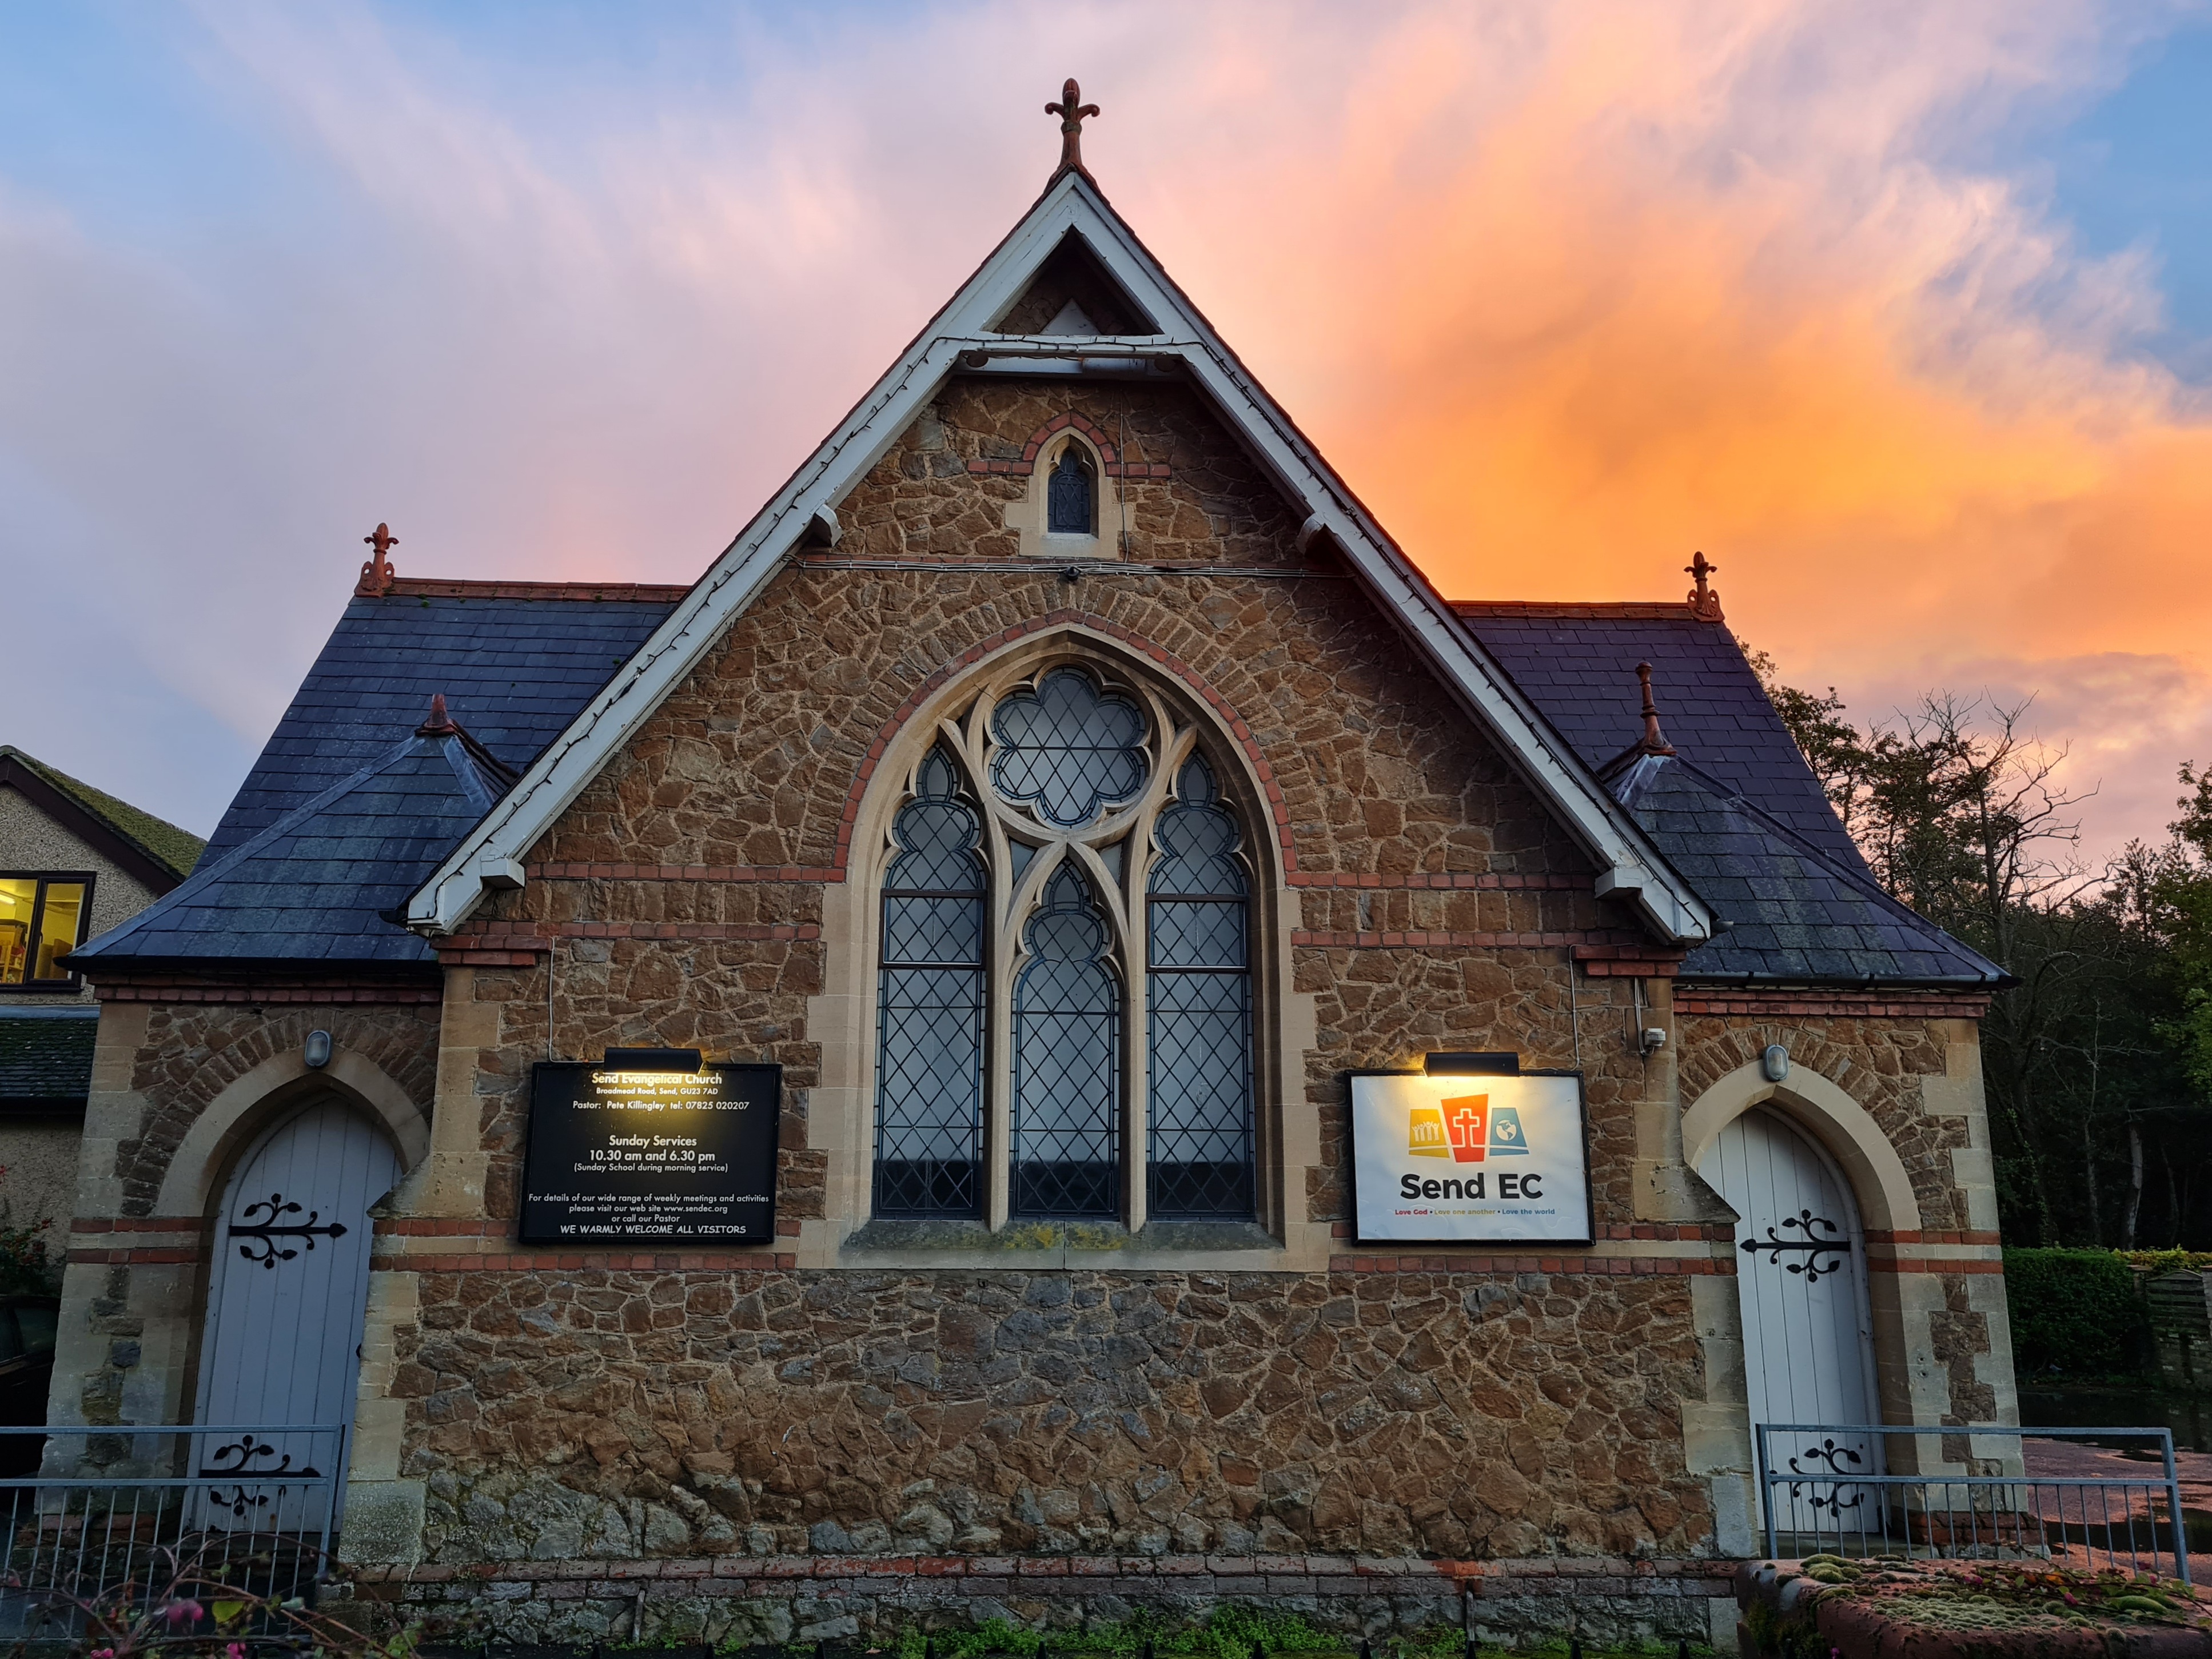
1348, 1070, 1593, 1244
520, 1063, 780, 1246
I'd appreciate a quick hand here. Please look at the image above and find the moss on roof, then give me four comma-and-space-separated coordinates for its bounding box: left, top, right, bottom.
0, 746, 206, 881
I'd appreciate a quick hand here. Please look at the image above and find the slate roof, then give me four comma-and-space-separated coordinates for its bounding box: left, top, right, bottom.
0, 1007, 99, 1107
1455, 604, 1864, 869
1456, 603, 2005, 987
0, 746, 206, 882
74, 723, 520, 966
202, 591, 682, 861
71, 585, 680, 970
1603, 751, 2007, 986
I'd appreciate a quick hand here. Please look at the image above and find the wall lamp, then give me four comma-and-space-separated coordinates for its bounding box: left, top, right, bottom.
1424, 1052, 1520, 1076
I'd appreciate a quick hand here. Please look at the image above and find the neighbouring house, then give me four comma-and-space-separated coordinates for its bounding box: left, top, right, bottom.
53, 95, 2016, 1648
0, 746, 202, 1241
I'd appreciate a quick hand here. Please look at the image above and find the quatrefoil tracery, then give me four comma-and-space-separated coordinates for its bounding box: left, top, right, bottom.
912, 659, 1219, 967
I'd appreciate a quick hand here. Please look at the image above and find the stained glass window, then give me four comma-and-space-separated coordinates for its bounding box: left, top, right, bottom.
990, 668, 1149, 828
873, 748, 986, 1217
1013, 862, 1119, 1217
1146, 757, 1254, 1218
1046, 443, 1095, 536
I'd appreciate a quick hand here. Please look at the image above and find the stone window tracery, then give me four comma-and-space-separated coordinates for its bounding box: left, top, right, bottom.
869, 659, 1259, 1228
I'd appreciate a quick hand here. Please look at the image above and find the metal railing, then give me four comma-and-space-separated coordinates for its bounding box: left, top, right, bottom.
1757, 1422, 2193, 1586
0, 1423, 344, 1637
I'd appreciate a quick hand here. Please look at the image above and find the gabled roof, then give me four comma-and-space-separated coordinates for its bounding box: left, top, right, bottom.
73, 711, 519, 968
71, 583, 680, 972
1454, 603, 1864, 870
1602, 749, 2007, 986
0, 747, 206, 889
405, 170, 1713, 946
205, 586, 683, 862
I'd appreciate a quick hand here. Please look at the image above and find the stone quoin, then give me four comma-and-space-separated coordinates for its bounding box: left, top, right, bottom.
53, 84, 2016, 1649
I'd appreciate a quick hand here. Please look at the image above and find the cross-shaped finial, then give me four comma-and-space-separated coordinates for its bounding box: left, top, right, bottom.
1684, 551, 1723, 621
356, 522, 400, 597
1046, 79, 1100, 182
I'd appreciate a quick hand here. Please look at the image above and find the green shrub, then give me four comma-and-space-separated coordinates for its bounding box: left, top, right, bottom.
2003, 1247, 2152, 1378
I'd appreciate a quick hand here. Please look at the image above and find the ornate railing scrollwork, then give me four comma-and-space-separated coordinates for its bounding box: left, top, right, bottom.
1783, 1435, 1868, 1514
197, 1433, 322, 1482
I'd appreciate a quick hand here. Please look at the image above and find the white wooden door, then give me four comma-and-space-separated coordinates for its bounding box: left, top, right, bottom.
1697, 1107, 1880, 1540
193, 1096, 398, 1532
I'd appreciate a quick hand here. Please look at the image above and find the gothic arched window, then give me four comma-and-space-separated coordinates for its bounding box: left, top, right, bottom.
873, 747, 987, 1217
868, 662, 1261, 1227
1013, 864, 1119, 1217
1046, 443, 1095, 536
1146, 756, 1253, 1218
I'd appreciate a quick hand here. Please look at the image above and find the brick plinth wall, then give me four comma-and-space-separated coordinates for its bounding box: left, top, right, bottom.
338, 1554, 1739, 1648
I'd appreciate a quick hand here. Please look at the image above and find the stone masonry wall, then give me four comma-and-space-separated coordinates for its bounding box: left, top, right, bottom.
520, 378, 1597, 885
388, 1265, 1711, 1565
116, 1002, 439, 1215
1676, 1016, 1968, 1232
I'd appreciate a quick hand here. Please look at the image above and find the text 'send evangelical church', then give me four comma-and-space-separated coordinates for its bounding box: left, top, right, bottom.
56, 87, 2015, 1646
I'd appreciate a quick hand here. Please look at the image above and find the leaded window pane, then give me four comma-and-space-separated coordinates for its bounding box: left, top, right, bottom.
875, 748, 986, 1218
1013, 862, 1119, 1217
1047, 445, 1094, 535
1146, 756, 1254, 1219
990, 668, 1149, 828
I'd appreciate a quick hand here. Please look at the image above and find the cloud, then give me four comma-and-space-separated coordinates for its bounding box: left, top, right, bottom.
0, 0, 2206, 862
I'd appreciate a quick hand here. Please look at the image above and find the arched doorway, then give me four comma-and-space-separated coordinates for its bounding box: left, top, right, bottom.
1697, 1107, 1882, 1528
193, 1095, 399, 1527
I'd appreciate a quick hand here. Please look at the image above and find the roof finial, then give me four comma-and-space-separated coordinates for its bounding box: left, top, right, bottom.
416, 692, 457, 737
1635, 663, 1676, 756
1046, 78, 1100, 182
357, 522, 399, 597
1684, 550, 1723, 621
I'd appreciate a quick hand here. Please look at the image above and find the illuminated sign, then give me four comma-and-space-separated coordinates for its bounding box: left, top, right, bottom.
520, 1062, 780, 1246
1348, 1070, 1591, 1243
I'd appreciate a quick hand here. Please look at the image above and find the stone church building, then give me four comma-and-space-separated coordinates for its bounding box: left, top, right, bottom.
57, 96, 2015, 1647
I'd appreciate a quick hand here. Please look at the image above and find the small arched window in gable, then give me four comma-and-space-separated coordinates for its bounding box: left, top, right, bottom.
1046, 442, 1096, 536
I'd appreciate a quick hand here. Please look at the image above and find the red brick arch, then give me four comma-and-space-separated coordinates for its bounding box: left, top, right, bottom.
964, 410, 1173, 480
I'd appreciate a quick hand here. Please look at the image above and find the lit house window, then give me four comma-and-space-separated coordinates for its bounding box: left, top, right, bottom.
0, 874, 92, 987
871, 664, 1257, 1224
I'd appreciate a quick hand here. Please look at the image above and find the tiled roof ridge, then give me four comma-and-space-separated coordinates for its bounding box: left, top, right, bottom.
1619, 752, 2010, 986
1450, 600, 1711, 620
377, 576, 694, 603
0, 745, 207, 882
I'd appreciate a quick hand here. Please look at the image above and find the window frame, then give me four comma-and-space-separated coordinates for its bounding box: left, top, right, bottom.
857, 651, 1274, 1235
0, 870, 97, 992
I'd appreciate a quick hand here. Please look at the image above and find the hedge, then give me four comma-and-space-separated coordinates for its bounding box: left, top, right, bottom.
2002, 1247, 2154, 1378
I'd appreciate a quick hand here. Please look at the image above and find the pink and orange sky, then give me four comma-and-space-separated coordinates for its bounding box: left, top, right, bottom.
4, 2, 2210, 867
